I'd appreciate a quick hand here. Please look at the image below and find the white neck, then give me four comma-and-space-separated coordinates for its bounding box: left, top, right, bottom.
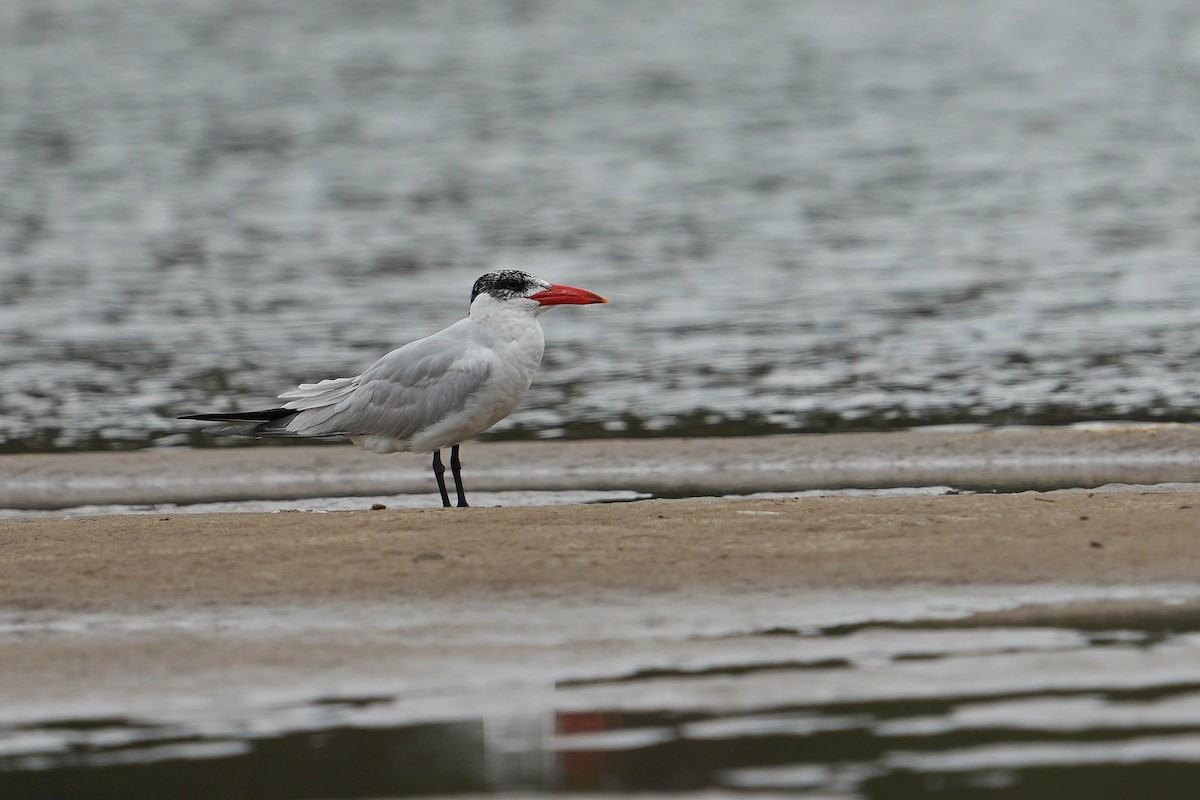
468, 294, 549, 335
465, 294, 547, 384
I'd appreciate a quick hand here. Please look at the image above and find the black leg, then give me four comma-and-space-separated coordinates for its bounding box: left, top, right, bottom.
450, 444, 469, 508
431, 450, 451, 508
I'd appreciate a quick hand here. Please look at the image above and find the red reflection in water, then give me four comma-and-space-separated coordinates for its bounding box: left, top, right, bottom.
556, 711, 624, 789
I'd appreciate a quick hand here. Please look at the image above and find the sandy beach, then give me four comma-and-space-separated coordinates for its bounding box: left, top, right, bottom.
3, 437, 1200, 797
3, 491, 1200, 613
2, 485, 1199, 718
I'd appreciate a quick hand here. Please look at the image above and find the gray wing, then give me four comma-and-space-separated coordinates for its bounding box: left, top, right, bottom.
279, 319, 493, 440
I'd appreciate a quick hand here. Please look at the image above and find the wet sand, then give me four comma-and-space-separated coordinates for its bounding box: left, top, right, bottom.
0, 489, 1195, 614
2, 491, 1200, 613
2, 487, 1200, 743
4, 428, 1200, 732
5, 425, 1200, 509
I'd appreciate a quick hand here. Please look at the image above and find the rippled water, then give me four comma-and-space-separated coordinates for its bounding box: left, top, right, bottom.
4, 0, 1200, 451
4, 596, 1200, 798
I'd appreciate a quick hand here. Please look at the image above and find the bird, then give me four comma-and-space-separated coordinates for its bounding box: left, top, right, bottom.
180, 270, 607, 508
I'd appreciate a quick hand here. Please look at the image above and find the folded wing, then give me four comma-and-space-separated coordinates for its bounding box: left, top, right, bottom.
281, 321, 494, 442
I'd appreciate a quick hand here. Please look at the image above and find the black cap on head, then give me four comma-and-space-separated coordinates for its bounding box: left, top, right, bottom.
470, 270, 548, 303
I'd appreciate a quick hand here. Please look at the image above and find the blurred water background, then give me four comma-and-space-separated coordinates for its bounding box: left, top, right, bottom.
3, 0, 1200, 453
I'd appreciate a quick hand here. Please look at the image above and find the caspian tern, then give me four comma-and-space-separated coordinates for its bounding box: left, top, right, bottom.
180, 270, 607, 507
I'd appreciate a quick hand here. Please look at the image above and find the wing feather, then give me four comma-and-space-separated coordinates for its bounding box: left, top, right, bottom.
280, 320, 493, 441
279, 377, 359, 410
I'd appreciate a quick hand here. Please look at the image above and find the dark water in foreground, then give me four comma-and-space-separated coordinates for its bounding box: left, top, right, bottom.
7, 609, 1200, 796
4, 603, 1200, 799
4, 0, 1200, 452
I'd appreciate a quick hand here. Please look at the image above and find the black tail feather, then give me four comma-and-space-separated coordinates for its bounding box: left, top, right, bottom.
179, 407, 301, 438
179, 408, 294, 423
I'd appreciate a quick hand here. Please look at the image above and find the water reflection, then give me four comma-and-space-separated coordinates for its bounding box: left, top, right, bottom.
6, 703, 1200, 798
5, 613, 1200, 798
0, 722, 489, 800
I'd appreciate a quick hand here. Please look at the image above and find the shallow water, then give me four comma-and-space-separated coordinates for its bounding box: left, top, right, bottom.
0, 486, 958, 518
3, 589, 1200, 798
0, 488, 652, 518
3, 0, 1200, 452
